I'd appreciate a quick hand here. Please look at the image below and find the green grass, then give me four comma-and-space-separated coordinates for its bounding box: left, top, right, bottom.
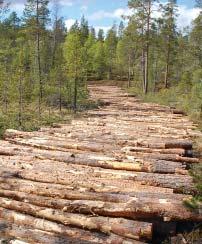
128, 83, 202, 130
0, 98, 99, 138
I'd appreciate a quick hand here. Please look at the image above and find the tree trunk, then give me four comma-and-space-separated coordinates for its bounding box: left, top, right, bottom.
164, 36, 170, 89
36, 0, 42, 118
59, 77, 62, 112
73, 78, 77, 112
18, 71, 23, 127
128, 55, 131, 88
144, 0, 151, 94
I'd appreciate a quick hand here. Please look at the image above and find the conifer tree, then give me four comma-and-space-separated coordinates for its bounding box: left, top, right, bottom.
105, 25, 118, 79
23, 0, 50, 117
64, 32, 83, 111
128, 0, 157, 93
98, 29, 104, 42
161, 0, 178, 88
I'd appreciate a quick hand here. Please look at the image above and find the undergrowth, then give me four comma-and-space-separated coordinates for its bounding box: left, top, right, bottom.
0, 98, 99, 138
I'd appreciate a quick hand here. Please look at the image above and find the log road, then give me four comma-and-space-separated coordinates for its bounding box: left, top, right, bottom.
0, 85, 202, 243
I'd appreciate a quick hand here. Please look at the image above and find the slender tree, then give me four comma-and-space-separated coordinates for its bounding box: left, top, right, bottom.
23, 0, 50, 117
105, 25, 118, 80
128, 0, 157, 93
161, 0, 178, 88
97, 29, 104, 42
64, 32, 83, 112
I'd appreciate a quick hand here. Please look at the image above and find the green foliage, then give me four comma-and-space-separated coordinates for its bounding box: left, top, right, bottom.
184, 163, 202, 211
0, 0, 201, 139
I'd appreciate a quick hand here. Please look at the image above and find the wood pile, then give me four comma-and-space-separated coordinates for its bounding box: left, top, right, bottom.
0, 85, 201, 243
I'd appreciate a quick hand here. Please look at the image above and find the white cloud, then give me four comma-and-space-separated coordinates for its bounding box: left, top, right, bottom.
8, 1, 25, 12
94, 25, 111, 35
58, 0, 74, 7
7, 0, 74, 9
65, 18, 76, 30
177, 5, 201, 29
88, 8, 133, 21
89, 3, 200, 30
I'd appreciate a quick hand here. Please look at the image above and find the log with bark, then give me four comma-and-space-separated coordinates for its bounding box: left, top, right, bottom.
0, 146, 188, 174
1, 221, 145, 244
0, 190, 201, 221
0, 197, 153, 240
0, 166, 195, 193
0, 85, 201, 243
0, 210, 145, 243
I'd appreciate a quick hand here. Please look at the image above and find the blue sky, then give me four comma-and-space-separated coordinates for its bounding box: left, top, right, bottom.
6, 0, 201, 32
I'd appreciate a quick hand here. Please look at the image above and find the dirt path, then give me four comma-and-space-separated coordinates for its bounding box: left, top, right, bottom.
0, 85, 201, 243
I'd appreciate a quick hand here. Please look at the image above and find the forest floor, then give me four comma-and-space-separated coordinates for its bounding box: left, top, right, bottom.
0, 85, 202, 243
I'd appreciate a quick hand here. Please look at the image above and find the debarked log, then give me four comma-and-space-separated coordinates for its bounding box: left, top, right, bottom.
0, 197, 152, 240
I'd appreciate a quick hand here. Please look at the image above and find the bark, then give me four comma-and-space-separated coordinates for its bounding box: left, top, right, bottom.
123, 146, 186, 156
0, 85, 201, 242
0, 222, 91, 244
164, 36, 170, 89
0, 166, 195, 193
0, 197, 152, 240
1, 220, 140, 244
0, 209, 142, 243
3, 130, 193, 151
0, 150, 187, 175
0, 190, 201, 221
144, 154, 199, 164
36, 0, 43, 117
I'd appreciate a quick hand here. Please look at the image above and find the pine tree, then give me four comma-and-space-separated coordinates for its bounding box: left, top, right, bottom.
84, 33, 96, 80
23, 0, 50, 117
93, 41, 106, 79
160, 0, 178, 88
118, 21, 124, 39
190, 13, 202, 68
128, 0, 157, 93
80, 15, 89, 44
64, 32, 83, 111
97, 29, 104, 42
105, 25, 118, 79
90, 27, 96, 39
116, 20, 140, 87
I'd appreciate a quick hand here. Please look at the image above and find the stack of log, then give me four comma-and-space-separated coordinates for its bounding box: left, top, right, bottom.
0, 85, 201, 243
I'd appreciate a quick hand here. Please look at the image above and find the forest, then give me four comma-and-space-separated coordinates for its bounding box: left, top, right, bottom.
0, 0, 201, 136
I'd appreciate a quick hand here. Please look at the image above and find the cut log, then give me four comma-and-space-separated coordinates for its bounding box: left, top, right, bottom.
1, 220, 144, 244
0, 166, 195, 193
0, 197, 152, 240
0, 209, 143, 243
123, 147, 186, 156
0, 190, 201, 221
0, 85, 201, 243
127, 152, 200, 164
0, 222, 91, 244
0, 146, 187, 174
